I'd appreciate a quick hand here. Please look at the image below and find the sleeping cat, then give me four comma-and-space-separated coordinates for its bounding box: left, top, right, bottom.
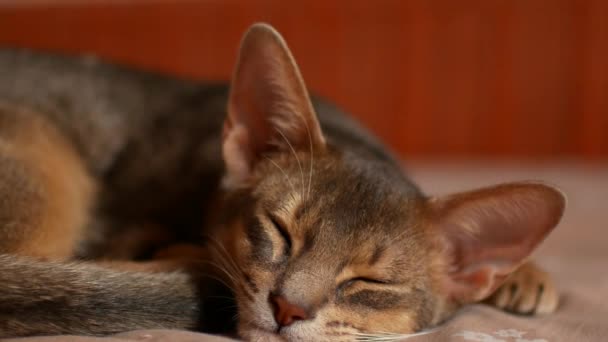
0, 23, 564, 341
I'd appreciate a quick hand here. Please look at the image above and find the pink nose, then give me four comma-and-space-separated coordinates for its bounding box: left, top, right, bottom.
269, 294, 309, 327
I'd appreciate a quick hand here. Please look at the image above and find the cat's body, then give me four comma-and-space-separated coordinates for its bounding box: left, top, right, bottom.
0, 24, 564, 341
0, 48, 402, 252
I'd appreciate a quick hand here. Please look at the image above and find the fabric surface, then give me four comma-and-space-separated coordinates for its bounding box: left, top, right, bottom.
5, 162, 607, 342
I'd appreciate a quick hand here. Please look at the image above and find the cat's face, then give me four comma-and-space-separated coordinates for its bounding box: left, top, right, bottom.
219, 152, 441, 341
214, 23, 565, 341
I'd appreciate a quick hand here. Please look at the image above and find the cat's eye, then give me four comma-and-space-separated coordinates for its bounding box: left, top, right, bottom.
268, 214, 292, 254
350, 277, 388, 285
341, 276, 388, 289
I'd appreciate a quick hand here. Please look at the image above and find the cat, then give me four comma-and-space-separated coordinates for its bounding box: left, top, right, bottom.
0, 23, 564, 341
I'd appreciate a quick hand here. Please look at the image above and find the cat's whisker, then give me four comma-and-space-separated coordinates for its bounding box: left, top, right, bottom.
307, 142, 313, 201
301, 113, 314, 201
354, 327, 440, 341
203, 252, 256, 300
197, 237, 249, 295
211, 303, 239, 312
206, 248, 239, 282
205, 296, 239, 312
264, 156, 298, 197
196, 256, 239, 284
207, 295, 236, 301
237, 312, 262, 338
275, 127, 305, 197
203, 234, 245, 277
201, 259, 239, 284
204, 243, 259, 300
208, 251, 245, 289
206, 236, 240, 269
354, 335, 400, 342
199, 273, 236, 293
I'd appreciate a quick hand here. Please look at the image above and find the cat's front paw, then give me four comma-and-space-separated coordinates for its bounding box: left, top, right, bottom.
485, 262, 558, 315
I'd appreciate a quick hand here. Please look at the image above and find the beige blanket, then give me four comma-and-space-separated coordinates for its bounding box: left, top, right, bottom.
6, 162, 608, 342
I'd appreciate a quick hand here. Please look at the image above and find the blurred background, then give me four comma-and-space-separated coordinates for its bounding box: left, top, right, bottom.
0, 0, 606, 161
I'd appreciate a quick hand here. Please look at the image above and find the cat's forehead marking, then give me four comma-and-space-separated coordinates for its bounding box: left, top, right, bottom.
369, 245, 386, 266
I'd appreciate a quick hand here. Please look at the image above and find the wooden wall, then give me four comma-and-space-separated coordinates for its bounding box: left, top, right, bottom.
0, 0, 606, 160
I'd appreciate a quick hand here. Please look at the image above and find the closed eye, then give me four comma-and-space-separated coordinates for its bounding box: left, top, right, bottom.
350, 277, 388, 285
341, 277, 389, 289
269, 214, 292, 255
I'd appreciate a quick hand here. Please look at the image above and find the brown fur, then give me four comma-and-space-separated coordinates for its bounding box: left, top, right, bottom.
0, 105, 94, 258
0, 23, 564, 341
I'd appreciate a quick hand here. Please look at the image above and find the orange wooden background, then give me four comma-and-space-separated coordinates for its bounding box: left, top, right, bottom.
0, 0, 606, 160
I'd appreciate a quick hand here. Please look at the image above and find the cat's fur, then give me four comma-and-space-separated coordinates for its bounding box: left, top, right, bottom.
0, 23, 564, 341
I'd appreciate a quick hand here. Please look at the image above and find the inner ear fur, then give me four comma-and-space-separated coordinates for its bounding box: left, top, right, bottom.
222, 23, 325, 187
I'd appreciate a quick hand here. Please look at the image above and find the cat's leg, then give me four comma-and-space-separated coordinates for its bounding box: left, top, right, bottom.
484, 261, 559, 314
0, 110, 95, 259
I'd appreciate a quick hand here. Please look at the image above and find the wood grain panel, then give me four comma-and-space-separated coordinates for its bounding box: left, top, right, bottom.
0, 0, 605, 159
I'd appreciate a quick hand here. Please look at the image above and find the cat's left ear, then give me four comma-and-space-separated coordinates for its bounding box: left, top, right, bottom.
223, 23, 325, 187
428, 182, 565, 303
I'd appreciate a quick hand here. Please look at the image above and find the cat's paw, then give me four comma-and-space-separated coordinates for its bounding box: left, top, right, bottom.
486, 262, 559, 315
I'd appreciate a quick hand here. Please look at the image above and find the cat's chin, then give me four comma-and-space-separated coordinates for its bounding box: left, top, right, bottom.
239, 326, 285, 342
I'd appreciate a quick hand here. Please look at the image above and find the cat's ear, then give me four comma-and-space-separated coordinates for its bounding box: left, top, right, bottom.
428, 182, 565, 303
222, 23, 325, 186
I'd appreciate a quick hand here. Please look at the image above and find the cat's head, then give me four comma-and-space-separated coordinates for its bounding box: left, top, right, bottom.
214, 23, 565, 341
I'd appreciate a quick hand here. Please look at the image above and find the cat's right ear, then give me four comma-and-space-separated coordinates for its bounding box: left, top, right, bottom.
222, 23, 326, 187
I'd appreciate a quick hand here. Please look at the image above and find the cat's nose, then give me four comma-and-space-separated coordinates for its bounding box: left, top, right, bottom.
269, 293, 309, 327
